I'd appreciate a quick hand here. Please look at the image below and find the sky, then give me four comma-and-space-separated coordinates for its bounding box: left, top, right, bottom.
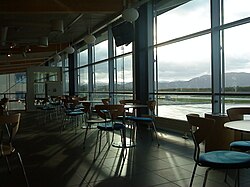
156, 0, 250, 82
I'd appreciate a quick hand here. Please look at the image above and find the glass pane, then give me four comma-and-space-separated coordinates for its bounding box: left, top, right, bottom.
78, 49, 88, 67
115, 55, 133, 92
224, 23, 250, 91
64, 71, 69, 93
94, 40, 108, 62
157, 34, 211, 85
223, 0, 250, 24
156, 34, 211, 119
156, 0, 210, 43
78, 67, 88, 92
94, 61, 108, 92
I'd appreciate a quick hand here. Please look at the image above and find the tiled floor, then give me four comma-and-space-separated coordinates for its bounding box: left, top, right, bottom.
1, 110, 250, 187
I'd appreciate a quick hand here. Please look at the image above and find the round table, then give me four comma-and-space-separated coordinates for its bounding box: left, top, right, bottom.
224, 120, 250, 133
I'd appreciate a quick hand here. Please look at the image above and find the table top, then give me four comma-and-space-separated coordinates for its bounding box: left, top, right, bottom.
224, 120, 250, 133
124, 104, 147, 109
78, 100, 102, 103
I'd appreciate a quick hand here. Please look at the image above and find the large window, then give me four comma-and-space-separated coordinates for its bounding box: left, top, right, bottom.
155, 0, 211, 120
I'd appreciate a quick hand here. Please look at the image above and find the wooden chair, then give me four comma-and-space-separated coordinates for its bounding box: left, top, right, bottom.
101, 98, 111, 105
0, 97, 9, 115
0, 113, 29, 187
227, 107, 250, 151
186, 114, 250, 187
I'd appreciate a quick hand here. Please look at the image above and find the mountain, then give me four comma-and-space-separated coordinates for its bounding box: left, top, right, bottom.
158, 72, 250, 89
90, 72, 250, 90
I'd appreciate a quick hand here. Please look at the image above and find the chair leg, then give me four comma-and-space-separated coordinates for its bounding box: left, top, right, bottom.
17, 152, 29, 187
190, 163, 198, 187
151, 122, 160, 147
235, 169, 239, 187
224, 169, 229, 183
203, 168, 212, 187
94, 130, 100, 160
5, 156, 11, 172
83, 123, 90, 148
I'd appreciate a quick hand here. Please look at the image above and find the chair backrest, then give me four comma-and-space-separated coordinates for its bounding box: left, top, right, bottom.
81, 102, 91, 113
102, 98, 110, 105
78, 96, 87, 101
0, 98, 9, 114
95, 104, 125, 121
147, 100, 156, 115
119, 99, 140, 105
186, 114, 215, 161
0, 113, 21, 143
227, 107, 250, 121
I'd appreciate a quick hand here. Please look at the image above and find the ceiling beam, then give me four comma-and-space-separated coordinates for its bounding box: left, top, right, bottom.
0, 0, 124, 13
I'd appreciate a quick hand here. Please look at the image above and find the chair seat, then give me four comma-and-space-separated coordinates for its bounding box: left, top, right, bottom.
113, 122, 126, 130
67, 110, 84, 116
199, 150, 250, 169
125, 116, 153, 122
230, 141, 250, 151
97, 122, 125, 131
97, 122, 113, 131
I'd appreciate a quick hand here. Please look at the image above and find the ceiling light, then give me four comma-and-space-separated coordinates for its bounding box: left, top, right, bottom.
84, 34, 96, 45
122, 8, 139, 22
53, 53, 61, 62
65, 46, 75, 54
51, 20, 64, 33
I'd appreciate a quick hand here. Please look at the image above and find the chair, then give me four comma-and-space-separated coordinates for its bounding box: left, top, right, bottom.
226, 107, 250, 151
61, 98, 84, 134
0, 97, 9, 115
94, 104, 126, 160
125, 100, 160, 147
186, 114, 250, 187
0, 113, 29, 187
101, 98, 111, 105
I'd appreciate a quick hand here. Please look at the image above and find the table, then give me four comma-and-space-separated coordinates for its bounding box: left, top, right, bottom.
124, 104, 147, 109
112, 104, 148, 148
124, 104, 147, 117
224, 120, 250, 133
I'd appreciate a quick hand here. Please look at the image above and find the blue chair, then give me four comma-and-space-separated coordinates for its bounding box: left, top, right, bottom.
61, 98, 84, 134
94, 104, 126, 160
227, 107, 250, 151
186, 114, 250, 187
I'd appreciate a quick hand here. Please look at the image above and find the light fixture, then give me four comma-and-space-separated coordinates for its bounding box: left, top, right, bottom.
122, 8, 139, 22
38, 36, 48, 47
84, 34, 96, 44
51, 20, 64, 33
64, 45, 75, 54
53, 53, 61, 62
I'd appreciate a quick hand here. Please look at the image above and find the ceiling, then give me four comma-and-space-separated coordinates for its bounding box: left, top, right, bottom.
0, 0, 132, 75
